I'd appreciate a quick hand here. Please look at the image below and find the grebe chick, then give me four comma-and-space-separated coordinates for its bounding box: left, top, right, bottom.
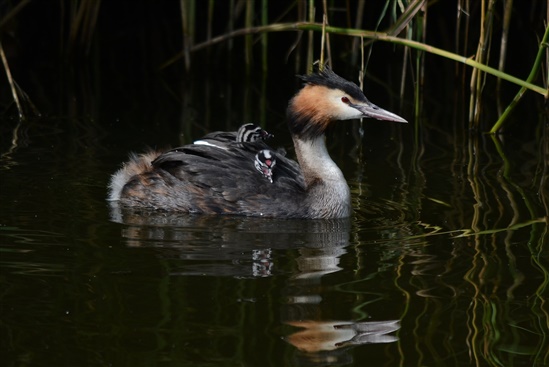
236, 123, 273, 142
108, 67, 407, 219
254, 150, 277, 183
194, 123, 272, 149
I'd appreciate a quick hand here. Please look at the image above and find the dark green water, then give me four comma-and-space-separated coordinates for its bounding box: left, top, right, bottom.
1, 63, 548, 367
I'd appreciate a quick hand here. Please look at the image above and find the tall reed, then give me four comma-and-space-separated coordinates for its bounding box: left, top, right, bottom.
2, 1, 547, 132
161, 1, 548, 133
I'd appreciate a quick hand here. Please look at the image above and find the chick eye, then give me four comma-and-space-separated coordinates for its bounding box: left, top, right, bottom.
341, 96, 350, 104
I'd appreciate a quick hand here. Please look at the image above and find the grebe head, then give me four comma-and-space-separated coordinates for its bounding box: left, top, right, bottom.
237, 123, 274, 142
254, 149, 277, 183
288, 67, 407, 139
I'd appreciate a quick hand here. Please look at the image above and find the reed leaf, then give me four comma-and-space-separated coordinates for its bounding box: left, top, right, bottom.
162, 22, 547, 99
0, 0, 31, 31
386, 0, 426, 37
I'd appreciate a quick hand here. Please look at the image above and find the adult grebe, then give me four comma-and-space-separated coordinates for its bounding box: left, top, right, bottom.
108, 68, 407, 218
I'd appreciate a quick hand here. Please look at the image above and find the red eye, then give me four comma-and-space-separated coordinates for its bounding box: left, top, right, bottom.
341, 96, 350, 104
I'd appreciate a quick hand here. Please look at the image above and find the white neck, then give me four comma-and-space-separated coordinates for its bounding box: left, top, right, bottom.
293, 135, 352, 218
293, 136, 343, 184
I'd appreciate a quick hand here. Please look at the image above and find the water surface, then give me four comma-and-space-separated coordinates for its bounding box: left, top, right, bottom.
1, 67, 548, 367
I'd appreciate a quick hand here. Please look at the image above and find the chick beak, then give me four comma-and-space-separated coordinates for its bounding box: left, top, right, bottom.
352, 101, 408, 123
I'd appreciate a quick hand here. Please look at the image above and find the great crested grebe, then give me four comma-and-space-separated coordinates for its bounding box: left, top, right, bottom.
108, 67, 407, 219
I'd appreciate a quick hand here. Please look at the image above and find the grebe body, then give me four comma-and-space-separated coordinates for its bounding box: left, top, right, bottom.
108, 68, 406, 219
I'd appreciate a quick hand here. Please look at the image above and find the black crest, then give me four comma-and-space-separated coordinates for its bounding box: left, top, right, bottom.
287, 67, 370, 140
298, 67, 368, 103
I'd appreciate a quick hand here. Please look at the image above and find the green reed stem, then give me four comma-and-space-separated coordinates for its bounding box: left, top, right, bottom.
489, 24, 549, 134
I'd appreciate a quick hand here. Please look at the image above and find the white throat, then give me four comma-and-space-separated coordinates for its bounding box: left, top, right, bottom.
293, 135, 345, 184
293, 135, 352, 218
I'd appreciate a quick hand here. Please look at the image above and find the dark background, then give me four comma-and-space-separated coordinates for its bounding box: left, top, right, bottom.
1, 1, 547, 134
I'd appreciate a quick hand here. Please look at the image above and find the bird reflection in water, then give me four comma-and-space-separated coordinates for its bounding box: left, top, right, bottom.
281, 240, 400, 364
110, 204, 400, 364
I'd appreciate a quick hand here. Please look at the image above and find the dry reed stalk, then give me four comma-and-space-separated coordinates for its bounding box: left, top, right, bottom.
261, 0, 268, 72
306, 0, 315, 73
207, 0, 214, 41
0, 0, 30, 29
67, 0, 100, 56
0, 40, 23, 119
351, 0, 365, 66
414, 2, 427, 119
180, 0, 195, 72
496, 0, 513, 114
320, 0, 331, 67
0, 38, 40, 121
245, 0, 254, 69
